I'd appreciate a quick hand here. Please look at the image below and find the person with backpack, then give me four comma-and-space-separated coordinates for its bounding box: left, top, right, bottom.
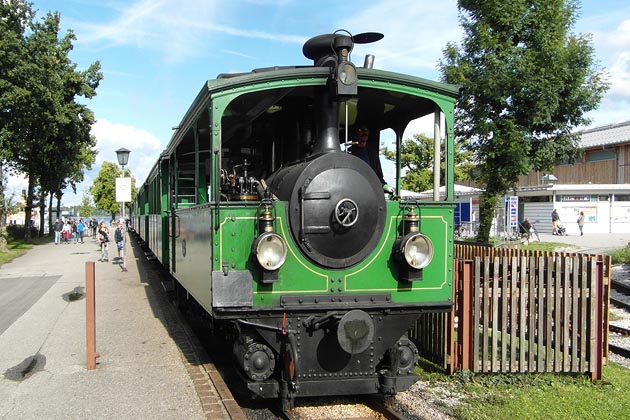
577, 211, 585, 236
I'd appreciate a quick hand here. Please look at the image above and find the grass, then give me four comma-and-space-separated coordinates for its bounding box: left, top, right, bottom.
520, 241, 577, 252
0, 235, 51, 266
429, 238, 630, 419
417, 363, 630, 420
608, 246, 630, 264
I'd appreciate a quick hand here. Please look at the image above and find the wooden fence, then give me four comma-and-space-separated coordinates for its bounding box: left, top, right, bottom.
412, 245, 611, 380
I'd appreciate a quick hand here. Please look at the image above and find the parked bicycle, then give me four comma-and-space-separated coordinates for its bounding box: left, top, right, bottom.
519, 219, 540, 242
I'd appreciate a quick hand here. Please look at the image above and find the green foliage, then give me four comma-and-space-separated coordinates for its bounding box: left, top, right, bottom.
0, 2, 102, 239
609, 246, 630, 264
90, 161, 123, 218
6, 224, 38, 241
382, 133, 473, 192
440, 0, 609, 242
79, 192, 95, 218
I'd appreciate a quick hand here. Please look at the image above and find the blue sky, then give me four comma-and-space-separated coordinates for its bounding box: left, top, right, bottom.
17, 0, 630, 205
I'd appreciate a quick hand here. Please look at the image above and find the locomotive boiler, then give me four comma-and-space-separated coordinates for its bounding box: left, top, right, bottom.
132, 30, 460, 410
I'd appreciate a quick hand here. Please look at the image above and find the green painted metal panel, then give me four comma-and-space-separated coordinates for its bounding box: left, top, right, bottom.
214, 201, 454, 309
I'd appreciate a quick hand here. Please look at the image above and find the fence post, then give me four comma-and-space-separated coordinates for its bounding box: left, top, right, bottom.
591, 259, 604, 381
448, 260, 459, 374
86, 261, 98, 370
458, 260, 473, 372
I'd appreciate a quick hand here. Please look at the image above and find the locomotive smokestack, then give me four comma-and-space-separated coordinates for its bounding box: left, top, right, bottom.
302, 32, 384, 156
312, 87, 341, 155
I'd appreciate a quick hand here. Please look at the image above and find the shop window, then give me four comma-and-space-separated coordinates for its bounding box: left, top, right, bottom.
585, 149, 615, 162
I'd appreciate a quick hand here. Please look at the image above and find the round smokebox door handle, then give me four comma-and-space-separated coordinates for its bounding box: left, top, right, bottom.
334, 198, 359, 227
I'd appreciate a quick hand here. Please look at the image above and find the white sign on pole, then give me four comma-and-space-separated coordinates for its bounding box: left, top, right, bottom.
116, 177, 132, 202
505, 195, 519, 229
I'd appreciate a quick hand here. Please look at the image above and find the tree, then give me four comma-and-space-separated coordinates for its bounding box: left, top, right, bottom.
79, 192, 95, 218
90, 161, 123, 220
0, 0, 33, 250
0, 4, 102, 240
382, 133, 473, 193
439, 0, 608, 242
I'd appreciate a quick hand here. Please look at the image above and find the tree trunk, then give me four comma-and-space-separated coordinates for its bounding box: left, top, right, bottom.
55, 190, 63, 221
476, 191, 499, 243
48, 193, 54, 235
0, 163, 8, 252
39, 192, 46, 237
23, 172, 35, 241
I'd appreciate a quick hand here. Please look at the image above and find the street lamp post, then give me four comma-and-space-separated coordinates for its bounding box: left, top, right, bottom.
115, 148, 131, 272
115, 148, 131, 220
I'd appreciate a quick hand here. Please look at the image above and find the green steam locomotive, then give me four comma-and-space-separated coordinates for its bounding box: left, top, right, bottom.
131, 30, 459, 410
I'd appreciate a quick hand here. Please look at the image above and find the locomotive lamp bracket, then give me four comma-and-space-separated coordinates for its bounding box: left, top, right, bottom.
252, 204, 287, 283
398, 265, 423, 282
260, 269, 279, 284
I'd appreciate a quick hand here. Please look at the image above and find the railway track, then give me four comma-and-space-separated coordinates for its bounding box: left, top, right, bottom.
609, 279, 630, 360
611, 279, 630, 311
609, 324, 630, 359
272, 396, 412, 420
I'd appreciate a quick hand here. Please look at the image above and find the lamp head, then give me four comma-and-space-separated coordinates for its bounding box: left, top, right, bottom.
115, 148, 131, 167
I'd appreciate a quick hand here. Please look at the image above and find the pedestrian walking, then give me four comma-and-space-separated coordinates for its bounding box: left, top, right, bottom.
62, 221, 72, 244
577, 211, 585, 236
77, 219, 86, 243
53, 218, 64, 245
91, 217, 98, 239
114, 221, 124, 261
98, 221, 109, 262
72, 220, 78, 243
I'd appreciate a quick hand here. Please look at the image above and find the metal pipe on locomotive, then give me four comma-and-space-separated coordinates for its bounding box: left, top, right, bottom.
131, 30, 459, 410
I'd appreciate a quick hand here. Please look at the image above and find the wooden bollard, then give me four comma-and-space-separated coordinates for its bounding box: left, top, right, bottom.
85, 261, 98, 370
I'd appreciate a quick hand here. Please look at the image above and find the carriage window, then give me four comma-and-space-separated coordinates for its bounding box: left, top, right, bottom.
171, 110, 212, 207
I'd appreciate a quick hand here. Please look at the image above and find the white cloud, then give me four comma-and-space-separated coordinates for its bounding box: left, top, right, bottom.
582, 18, 630, 126
345, 0, 461, 77
61, 119, 162, 206
72, 0, 304, 63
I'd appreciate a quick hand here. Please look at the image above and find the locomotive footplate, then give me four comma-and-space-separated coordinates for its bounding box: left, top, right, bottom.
240, 371, 419, 399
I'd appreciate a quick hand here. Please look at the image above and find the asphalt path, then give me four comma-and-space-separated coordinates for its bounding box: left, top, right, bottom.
0, 275, 60, 335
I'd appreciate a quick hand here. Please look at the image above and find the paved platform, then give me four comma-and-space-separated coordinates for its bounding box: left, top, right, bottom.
0, 231, 241, 420
529, 232, 629, 255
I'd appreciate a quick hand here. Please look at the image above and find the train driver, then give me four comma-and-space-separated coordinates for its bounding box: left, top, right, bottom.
349, 125, 395, 195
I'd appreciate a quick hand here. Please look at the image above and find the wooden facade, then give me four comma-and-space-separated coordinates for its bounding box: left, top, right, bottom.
519, 159, 620, 187
517, 121, 630, 187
